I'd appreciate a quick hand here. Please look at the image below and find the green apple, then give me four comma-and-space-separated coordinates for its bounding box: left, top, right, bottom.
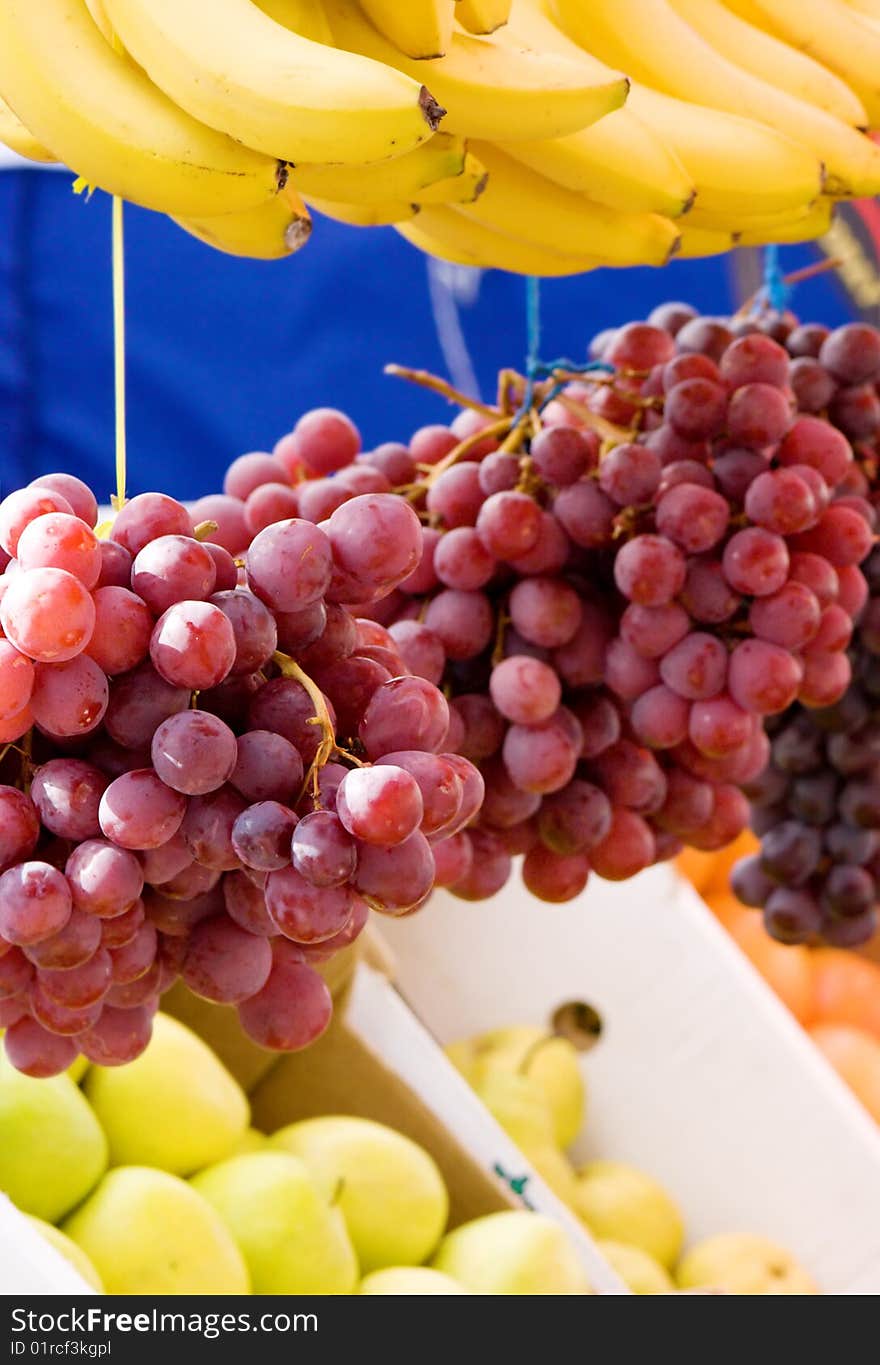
433, 1211, 592, 1294
676, 1234, 818, 1294
598, 1240, 674, 1294
453, 1026, 585, 1149
63, 1166, 249, 1295
84, 1013, 249, 1176
192, 1151, 358, 1295
575, 1160, 684, 1269
471, 1069, 579, 1205
270, 1116, 448, 1272
0, 1053, 107, 1222
27, 1217, 104, 1292
359, 1267, 468, 1295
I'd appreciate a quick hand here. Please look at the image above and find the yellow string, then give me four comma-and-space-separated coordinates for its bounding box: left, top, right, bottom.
111, 194, 127, 511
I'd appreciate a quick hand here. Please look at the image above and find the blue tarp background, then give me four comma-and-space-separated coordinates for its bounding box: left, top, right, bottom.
0, 170, 858, 501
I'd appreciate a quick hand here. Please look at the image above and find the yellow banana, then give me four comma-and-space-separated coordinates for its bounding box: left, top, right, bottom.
455, 0, 512, 33
676, 225, 737, 258
687, 201, 817, 232
254, 0, 334, 43
845, 0, 880, 17
173, 184, 312, 259
101, 0, 442, 166
726, 0, 880, 124
358, 0, 454, 59
319, 0, 629, 141
0, 0, 283, 215
84, 0, 115, 41
669, 0, 868, 128
305, 196, 420, 226
397, 204, 599, 274
416, 151, 489, 203
462, 142, 681, 266
291, 133, 468, 204
550, 0, 880, 197
0, 96, 57, 164
736, 198, 836, 245
505, 0, 819, 218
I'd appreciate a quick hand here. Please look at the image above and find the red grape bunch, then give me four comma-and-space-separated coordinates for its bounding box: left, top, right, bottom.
0, 462, 481, 1079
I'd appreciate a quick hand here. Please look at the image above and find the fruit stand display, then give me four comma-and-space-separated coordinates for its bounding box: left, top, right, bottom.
3, 0, 880, 1303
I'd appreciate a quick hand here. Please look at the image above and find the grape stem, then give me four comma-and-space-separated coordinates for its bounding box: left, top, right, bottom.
193, 520, 219, 542
273, 651, 337, 798
384, 363, 499, 419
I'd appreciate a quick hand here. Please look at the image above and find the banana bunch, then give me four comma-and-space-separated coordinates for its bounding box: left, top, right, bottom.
0, 0, 878, 270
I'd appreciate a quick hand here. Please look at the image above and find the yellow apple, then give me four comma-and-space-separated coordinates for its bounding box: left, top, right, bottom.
270, 1116, 448, 1272
63, 1166, 249, 1295
676, 1234, 818, 1294
192, 1151, 358, 1294
0, 1053, 107, 1222
575, 1160, 684, 1269
433, 1211, 592, 1294
227, 1128, 268, 1156
84, 1013, 249, 1176
598, 1239, 674, 1294
28, 1217, 104, 1292
455, 1026, 585, 1149
359, 1267, 469, 1294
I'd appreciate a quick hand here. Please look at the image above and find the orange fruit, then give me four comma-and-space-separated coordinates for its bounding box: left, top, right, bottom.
676, 830, 759, 899
810, 950, 880, 1042
809, 1024, 880, 1125
718, 900, 814, 1025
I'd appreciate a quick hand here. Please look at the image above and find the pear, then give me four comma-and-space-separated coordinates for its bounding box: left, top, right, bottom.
63, 1167, 249, 1295
676, 1234, 818, 1295
598, 1240, 674, 1294
271, 1116, 448, 1273
433, 1211, 592, 1294
359, 1267, 469, 1295
192, 1151, 358, 1295
28, 1217, 105, 1292
471, 1069, 579, 1205
0, 1053, 107, 1222
227, 1127, 268, 1156
454, 1026, 585, 1149
575, 1160, 685, 1269
84, 1013, 248, 1176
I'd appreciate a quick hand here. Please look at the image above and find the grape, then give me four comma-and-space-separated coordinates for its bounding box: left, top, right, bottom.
508, 513, 570, 576
655, 768, 714, 836
572, 694, 620, 758
432, 831, 474, 887
798, 650, 851, 708
224, 451, 288, 500
749, 582, 821, 650
489, 655, 561, 725
662, 353, 718, 390
409, 424, 460, 465
620, 603, 689, 659
607, 321, 676, 368
760, 820, 823, 885
181, 914, 273, 1004
100, 899, 146, 950
553, 481, 616, 548
590, 809, 655, 881
31, 656, 109, 738
660, 633, 727, 701
712, 448, 769, 503
180, 787, 248, 870
728, 639, 803, 715
311, 656, 387, 738
328, 494, 423, 596
291, 810, 357, 888
111, 493, 193, 558
361, 441, 416, 486
85, 586, 153, 676
17, 513, 102, 589
819, 322, 880, 384
598, 443, 661, 505
689, 694, 754, 758
502, 708, 581, 795
788, 771, 837, 825
79, 1003, 154, 1066
231, 801, 298, 871
30, 759, 107, 840
530, 426, 595, 485
823, 910, 878, 946
0, 946, 34, 1000
228, 728, 304, 807
336, 765, 423, 846
29, 472, 98, 529
157, 861, 221, 901
631, 684, 690, 748
614, 535, 686, 606
99, 767, 189, 854
353, 830, 435, 913
476, 491, 541, 561
0, 788, 40, 872
720, 333, 789, 389
787, 551, 839, 608
655, 483, 729, 553
777, 416, 852, 486
375, 751, 466, 838
538, 779, 611, 854
130, 535, 215, 615
0, 640, 35, 722
0, 486, 75, 557
0, 567, 96, 663
792, 505, 873, 568
293, 408, 360, 475
664, 377, 727, 439
66, 839, 144, 916
809, 604, 853, 653
680, 558, 741, 624
449, 828, 511, 900
39, 947, 112, 1008
0, 862, 72, 945
245, 483, 302, 536
509, 577, 582, 650
150, 600, 237, 691
788, 356, 836, 413
151, 710, 238, 796
223, 870, 278, 936
30, 981, 103, 1037
764, 887, 822, 943
744, 469, 817, 536
589, 739, 666, 813
727, 382, 791, 448
190, 495, 249, 557
204, 542, 238, 593
105, 663, 189, 750
238, 947, 332, 1051
266, 865, 354, 941
359, 675, 450, 758
722, 528, 789, 597
143, 886, 219, 936
434, 527, 496, 591
522, 846, 589, 903
25, 908, 103, 969
479, 756, 542, 828
388, 621, 445, 685
4, 1017, 77, 1077
451, 694, 505, 760
423, 589, 493, 661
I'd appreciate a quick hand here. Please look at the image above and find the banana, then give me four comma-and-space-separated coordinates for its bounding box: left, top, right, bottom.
173, 184, 312, 259
305, 196, 420, 226
416, 151, 489, 203
291, 133, 467, 204
319, 0, 629, 141
461, 142, 681, 265
687, 201, 817, 232
676, 225, 737, 258
737, 198, 836, 245
669, 0, 868, 128
0, 96, 57, 164
253, 0, 334, 43
505, 0, 818, 218
0, 0, 284, 215
397, 204, 599, 273
84, 0, 115, 41
455, 0, 512, 34
101, 0, 443, 166
358, 0, 454, 59
550, 0, 880, 197
845, 0, 880, 17
726, 0, 880, 124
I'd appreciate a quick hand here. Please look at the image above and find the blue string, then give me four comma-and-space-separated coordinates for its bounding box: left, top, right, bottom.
756, 244, 791, 314
518, 276, 612, 422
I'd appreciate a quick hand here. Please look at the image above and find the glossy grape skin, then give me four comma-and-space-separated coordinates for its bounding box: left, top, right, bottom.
238, 946, 332, 1052
182, 915, 273, 1004
0, 862, 72, 946
1, 567, 96, 664
151, 710, 238, 797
